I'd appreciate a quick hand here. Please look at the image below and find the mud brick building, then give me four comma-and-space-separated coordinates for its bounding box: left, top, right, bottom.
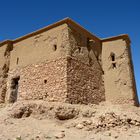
0, 18, 139, 106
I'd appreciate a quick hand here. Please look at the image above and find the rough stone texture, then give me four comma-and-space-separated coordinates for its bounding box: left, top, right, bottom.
1, 101, 140, 140
66, 26, 105, 104
5, 21, 105, 105
6, 58, 67, 102
67, 58, 105, 104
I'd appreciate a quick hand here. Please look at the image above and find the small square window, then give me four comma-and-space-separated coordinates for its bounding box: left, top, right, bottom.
52, 44, 57, 51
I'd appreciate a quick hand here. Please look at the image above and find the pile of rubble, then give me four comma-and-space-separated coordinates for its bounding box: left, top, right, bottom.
73, 112, 140, 131
8, 101, 140, 133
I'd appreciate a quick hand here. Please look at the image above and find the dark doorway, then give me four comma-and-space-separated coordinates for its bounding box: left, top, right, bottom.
10, 77, 20, 102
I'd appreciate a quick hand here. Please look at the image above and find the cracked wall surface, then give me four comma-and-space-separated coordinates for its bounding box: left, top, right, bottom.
66, 27, 105, 104
0, 43, 12, 103
102, 39, 139, 105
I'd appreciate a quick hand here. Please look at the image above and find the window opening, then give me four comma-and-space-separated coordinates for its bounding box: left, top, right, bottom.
16, 57, 19, 65
53, 44, 57, 51
10, 77, 20, 102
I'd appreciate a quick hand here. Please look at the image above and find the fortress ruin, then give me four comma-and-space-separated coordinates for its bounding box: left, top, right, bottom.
0, 18, 139, 106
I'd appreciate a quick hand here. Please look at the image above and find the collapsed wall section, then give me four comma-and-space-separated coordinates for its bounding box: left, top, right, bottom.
102, 38, 139, 105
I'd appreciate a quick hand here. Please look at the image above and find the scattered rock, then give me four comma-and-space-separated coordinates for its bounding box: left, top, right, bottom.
55, 106, 79, 120
76, 123, 84, 129
55, 132, 65, 139
103, 131, 111, 136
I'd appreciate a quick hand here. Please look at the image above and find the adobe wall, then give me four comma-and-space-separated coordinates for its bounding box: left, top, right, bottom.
9, 23, 69, 70
102, 38, 138, 105
0, 43, 12, 103
6, 58, 67, 102
5, 22, 105, 105
66, 26, 105, 104
67, 23, 102, 63
67, 58, 105, 104
6, 23, 70, 102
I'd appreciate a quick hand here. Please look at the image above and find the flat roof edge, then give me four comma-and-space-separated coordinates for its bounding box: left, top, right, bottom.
0, 17, 100, 46
101, 34, 131, 43
0, 40, 13, 47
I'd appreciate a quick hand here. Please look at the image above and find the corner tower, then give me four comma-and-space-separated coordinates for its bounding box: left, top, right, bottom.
101, 35, 139, 106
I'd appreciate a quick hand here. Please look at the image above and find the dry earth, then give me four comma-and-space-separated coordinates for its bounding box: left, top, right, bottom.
0, 101, 140, 140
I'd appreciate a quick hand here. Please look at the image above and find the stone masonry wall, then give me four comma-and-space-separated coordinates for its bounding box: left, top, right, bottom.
5, 23, 105, 105
6, 58, 67, 103
67, 57, 105, 104
9, 23, 69, 70
66, 26, 105, 104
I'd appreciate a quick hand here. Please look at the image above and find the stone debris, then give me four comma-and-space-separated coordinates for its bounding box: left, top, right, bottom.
2, 101, 140, 140
76, 123, 84, 129
55, 106, 79, 120
55, 132, 65, 139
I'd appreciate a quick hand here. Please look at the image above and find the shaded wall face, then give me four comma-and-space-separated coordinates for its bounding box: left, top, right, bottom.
67, 58, 105, 104
67, 24, 102, 63
6, 24, 69, 102
66, 27, 105, 104
0, 43, 11, 103
102, 39, 137, 105
0, 44, 8, 103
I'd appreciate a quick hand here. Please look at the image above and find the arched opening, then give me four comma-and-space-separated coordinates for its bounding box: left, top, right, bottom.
110, 52, 116, 69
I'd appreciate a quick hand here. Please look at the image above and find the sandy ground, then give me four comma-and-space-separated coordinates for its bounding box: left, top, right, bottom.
0, 101, 140, 140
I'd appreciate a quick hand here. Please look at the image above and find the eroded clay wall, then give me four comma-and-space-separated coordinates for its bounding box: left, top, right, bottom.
102, 39, 138, 105
6, 24, 70, 102
9, 23, 69, 70
66, 27, 105, 104
0, 43, 12, 103
67, 23, 102, 63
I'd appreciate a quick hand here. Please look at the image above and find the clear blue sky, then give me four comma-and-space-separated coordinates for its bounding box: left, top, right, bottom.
0, 0, 140, 101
